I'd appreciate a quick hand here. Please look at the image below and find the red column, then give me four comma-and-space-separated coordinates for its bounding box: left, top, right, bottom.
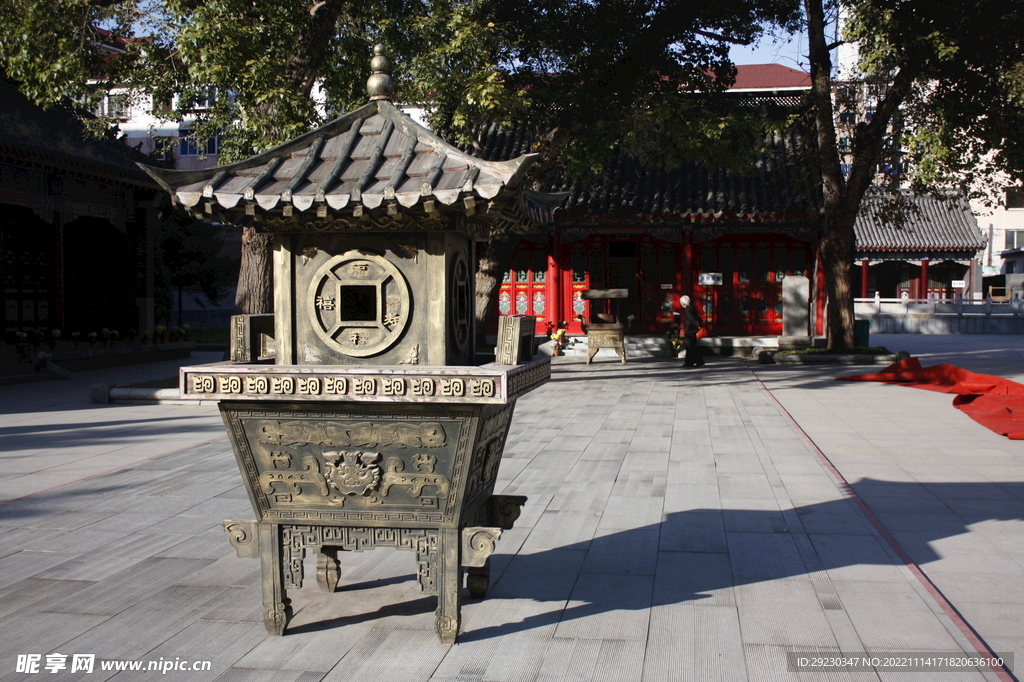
860, 260, 870, 298
920, 259, 930, 299
680, 241, 692, 307
547, 233, 561, 326
815, 251, 826, 336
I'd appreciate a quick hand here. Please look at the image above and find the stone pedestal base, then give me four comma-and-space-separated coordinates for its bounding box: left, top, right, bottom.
224, 495, 525, 642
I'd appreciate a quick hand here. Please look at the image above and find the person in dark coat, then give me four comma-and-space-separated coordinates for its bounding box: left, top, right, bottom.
680, 295, 705, 367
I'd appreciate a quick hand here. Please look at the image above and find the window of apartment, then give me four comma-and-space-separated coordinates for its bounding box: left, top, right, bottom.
151, 137, 174, 161
837, 85, 858, 102
1004, 230, 1024, 249
1006, 188, 1024, 209
838, 112, 857, 125
180, 89, 217, 112
178, 131, 220, 157
151, 96, 173, 115
96, 93, 130, 122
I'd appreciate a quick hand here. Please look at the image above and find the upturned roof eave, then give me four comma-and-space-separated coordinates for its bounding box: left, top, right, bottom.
139, 101, 382, 194
140, 100, 541, 204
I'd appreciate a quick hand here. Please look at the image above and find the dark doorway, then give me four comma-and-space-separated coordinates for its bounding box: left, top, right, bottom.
1, 205, 56, 331
606, 241, 638, 322
63, 217, 129, 333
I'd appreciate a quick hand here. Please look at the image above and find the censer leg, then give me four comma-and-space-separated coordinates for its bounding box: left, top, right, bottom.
259, 523, 292, 635
466, 558, 490, 599
434, 528, 462, 643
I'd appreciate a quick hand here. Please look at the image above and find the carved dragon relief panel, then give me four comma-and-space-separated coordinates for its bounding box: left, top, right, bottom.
222, 407, 475, 525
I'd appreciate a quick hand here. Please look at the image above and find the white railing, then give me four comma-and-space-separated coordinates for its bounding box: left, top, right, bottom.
854, 296, 1024, 317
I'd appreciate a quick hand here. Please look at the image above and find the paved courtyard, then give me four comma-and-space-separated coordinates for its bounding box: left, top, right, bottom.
0, 335, 1021, 681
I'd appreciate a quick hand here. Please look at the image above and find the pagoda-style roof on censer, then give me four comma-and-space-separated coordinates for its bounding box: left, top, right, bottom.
142, 48, 560, 233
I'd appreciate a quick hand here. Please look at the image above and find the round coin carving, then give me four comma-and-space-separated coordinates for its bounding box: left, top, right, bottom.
308, 251, 411, 357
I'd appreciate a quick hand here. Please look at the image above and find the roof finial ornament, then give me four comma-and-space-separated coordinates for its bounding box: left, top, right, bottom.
367, 44, 393, 102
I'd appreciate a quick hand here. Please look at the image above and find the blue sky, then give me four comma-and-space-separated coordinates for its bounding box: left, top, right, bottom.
729, 31, 809, 71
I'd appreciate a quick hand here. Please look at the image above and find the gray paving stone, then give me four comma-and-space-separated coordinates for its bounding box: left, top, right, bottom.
0, 610, 111, 662
643, 604, 747, 682
320, 629, 450, 682
829, 580, 965, 651
612, 471, 668, 498
548, 481, 614, 512
443, 630, 551, 681
232, 613, 375, 672
521, 510, 600, 552
210, 669, 317, 682
3, 345, 1018, 680
553, 573, 653, 641
583, 526, 660, 576
34, 554, 142, 583
653, 550, 734, 608
664, 483, 720, 512
0, 549, 79, 588
660, 509, 728, 553
588, 639, 647, 682
734, 580, 840, 648
790, 499, 876, 536
620, 450, 670, 473
0, 577, 94, 621
44, 556, 215, 616
490, 549, 587, 601
533, 638, 599, 682
117, 620, 266, 682
567, 458, 622, 482
727, 532, 810, 581
598, 496, 664, 529
59, 584, 230, 659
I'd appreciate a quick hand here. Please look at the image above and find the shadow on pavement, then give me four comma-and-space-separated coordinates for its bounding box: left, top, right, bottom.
287, 478, 1023, 650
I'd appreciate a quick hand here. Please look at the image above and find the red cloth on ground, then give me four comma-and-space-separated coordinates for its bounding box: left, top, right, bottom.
837, 357, 1024, 439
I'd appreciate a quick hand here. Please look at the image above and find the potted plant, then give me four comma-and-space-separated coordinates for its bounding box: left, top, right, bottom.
547, 320, 571, 356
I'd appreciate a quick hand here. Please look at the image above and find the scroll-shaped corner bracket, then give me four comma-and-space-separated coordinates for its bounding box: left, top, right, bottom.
461, 527, 502, 568
222, 520, 261, 559
488, 494, 528, 530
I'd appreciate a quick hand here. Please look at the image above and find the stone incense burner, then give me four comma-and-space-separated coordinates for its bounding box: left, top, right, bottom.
143, 46, 558, 642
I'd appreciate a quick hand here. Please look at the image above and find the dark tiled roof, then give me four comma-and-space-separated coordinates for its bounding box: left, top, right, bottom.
463, 116, 822, 223
854, 192, 985, 253
0, 77, 155, 186
548, 132, 821, 222
144, 100, 560, 229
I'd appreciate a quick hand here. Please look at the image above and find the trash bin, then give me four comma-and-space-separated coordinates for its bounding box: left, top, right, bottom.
854, 319, 871, 347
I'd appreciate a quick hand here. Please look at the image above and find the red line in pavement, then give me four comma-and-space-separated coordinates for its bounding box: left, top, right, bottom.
749, 366, 1017, 682
0, 435, 228, 507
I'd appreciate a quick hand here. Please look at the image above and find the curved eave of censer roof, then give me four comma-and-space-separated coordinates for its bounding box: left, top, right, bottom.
139, 99, 555, 229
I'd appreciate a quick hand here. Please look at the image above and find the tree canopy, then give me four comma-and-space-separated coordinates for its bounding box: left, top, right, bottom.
804, 0, 1024, 349
0, 0, 804, 324
0, 0, 801, 171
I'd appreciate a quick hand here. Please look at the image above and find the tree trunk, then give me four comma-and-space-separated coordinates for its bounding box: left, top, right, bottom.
474, 232, 522, 349
234, 228, 274, 315
820, 210, 858, 349
805, 0, 855, 350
